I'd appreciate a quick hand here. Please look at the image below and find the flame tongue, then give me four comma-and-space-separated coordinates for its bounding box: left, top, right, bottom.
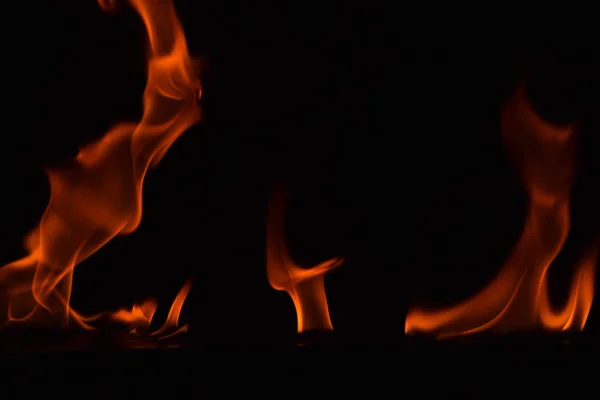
405, 86, 597, 338
111, 298, 158, 332
0, 0, 200, 336
266, 187, 343, 333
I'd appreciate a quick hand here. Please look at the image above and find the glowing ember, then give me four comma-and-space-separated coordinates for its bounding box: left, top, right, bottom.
0, 0, 201, 338
266, 186, 343, 333
405, 85, 597, 338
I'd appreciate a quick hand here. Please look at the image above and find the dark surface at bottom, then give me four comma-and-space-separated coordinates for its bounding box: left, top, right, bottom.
2, 331, 597, 397
3, 348, 594, 397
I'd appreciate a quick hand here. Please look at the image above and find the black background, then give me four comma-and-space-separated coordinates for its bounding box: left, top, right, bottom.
1, 1, 598, 347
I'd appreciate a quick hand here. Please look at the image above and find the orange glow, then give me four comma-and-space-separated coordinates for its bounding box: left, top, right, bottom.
266, 187, 343, 332
405, 86, 597, 338
150, 279, 192, 338
0, 0, 200, 337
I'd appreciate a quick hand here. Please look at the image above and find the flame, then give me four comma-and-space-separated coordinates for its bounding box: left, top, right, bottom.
0, 0, 200, 337
266, 187, 343, 332
405, 85, 597, 338
150, 279, 192, 338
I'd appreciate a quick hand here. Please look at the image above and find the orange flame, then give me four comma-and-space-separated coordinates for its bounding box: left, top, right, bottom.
266, 187, 343, 332
0, 0, 200, 337
405, 85, 597, 338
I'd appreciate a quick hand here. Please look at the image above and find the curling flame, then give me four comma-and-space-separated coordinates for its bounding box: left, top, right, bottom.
405, 85, 597, 338
111, 299, 158, 332
266, 187, 343, 332
0, 0, 200, 336
150, 279, 192, 338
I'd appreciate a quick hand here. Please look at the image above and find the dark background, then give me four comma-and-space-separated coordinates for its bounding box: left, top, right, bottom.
1, 1, 598, 347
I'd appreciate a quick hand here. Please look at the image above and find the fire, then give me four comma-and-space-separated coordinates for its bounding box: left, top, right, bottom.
0, 0, 200, 337
405, 85, 597, 338
266, 187, 343, 332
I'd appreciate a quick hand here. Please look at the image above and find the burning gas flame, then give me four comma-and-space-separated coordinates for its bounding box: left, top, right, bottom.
0, 0, 200, 337
266, 187, 343, 332
405, 85, 597, 338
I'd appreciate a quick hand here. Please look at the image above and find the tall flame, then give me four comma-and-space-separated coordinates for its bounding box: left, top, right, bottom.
266, 187, 343, 332
0, 0, 200, 335
405, 85, 597, 338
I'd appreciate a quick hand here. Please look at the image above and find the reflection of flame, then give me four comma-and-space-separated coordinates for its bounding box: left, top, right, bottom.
266, 187, 343, 332
405, 86, 597, 338
0, 0, 200, 338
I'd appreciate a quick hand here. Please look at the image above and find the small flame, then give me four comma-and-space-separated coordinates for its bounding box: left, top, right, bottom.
0, 0, 200, 337
112, 299, 158, 332
150, 279, 192, 338
266, 187, 343, 332
405, 85, 597, 338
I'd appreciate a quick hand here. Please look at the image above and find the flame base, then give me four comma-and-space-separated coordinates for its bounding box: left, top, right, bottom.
404, 329, 592, 349
0, 329, 192, 353
295, 329, 337, 348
